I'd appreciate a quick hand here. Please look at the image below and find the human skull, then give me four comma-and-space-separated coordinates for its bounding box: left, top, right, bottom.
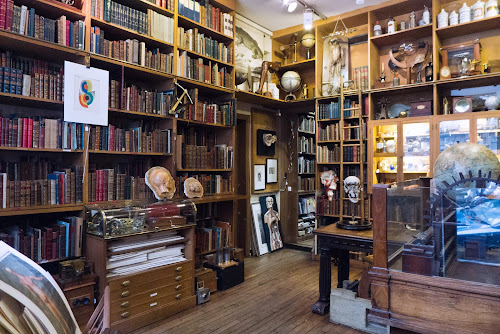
344, 176, 361, 203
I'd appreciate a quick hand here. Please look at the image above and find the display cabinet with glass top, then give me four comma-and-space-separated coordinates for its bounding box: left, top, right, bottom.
369, 175, 500, 334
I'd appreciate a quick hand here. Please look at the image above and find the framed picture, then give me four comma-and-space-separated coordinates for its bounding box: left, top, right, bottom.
254, 164, 266, 191
266, 159, 277, 184
250, 203, 269, 256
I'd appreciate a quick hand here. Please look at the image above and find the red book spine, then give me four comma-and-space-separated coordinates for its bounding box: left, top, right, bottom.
44, 228, 52, 260
0, 0, 7, 30
22, 118, 28, 147
52, 231, 58, 260
66, 20, 70, 46
27, 118, 33, 148
58, 173, 64, 204
5, 0, 12, 31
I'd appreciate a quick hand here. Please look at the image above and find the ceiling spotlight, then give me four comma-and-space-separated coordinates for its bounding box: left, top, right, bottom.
288, 1, 297, 12
303, 8, 313, 30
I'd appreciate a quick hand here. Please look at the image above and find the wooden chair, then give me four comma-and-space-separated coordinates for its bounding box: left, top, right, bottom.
83, 286, 111, 334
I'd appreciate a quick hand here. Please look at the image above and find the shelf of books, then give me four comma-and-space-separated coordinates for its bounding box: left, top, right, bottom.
297, 112, 316, 242
0, 0, 238, 273
316, 86, 369, 230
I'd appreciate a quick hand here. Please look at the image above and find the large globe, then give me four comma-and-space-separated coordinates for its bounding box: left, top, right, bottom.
280, 71, 301, 96
433, 143, 500, 192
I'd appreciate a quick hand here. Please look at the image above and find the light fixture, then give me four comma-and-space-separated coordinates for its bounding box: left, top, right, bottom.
282, 0, 290, 4
303, 8, 313, 30
288, 1, 297, 12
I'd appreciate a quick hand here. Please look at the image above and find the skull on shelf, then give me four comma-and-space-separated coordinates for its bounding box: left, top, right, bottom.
343, 176, 361, 203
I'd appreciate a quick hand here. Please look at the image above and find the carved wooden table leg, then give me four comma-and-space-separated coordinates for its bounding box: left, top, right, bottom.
312, 246, 331, 315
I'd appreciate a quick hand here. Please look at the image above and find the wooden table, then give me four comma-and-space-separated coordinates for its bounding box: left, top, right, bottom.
311, 223, 373, 315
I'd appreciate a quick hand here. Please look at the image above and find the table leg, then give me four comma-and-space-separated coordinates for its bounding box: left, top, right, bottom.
337, 249, 350, 288
312, 248, 331, 315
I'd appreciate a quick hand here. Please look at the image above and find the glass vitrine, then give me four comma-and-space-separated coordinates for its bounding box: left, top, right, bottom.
438, 118, 470, 152
372, 122, 398, 188
476, 116, 500, 158
402, 122, 430, 180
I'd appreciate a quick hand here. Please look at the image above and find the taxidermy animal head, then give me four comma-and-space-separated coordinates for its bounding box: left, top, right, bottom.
263, 133, 278, 147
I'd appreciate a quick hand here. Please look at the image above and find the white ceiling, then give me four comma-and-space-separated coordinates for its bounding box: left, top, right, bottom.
236, 0, 388, 32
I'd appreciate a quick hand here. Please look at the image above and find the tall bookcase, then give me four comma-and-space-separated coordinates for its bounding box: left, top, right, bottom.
0, 0, 240, 330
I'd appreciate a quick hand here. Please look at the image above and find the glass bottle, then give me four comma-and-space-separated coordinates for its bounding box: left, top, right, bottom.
373, 21, 382, 36
409, 11, 416, 28
393, 72, 400, 86
423, 5, 430, 25
425, 58, 433, 82
387, 17, 396, 34
376, 137, 384, 153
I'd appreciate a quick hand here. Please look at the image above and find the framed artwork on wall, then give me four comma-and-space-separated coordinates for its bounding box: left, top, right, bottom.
254, 164, 266, 191
266, 159, 277, 183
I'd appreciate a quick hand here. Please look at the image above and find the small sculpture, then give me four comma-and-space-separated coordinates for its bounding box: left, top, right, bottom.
145, 166, 176, 200
485, 95, 500, 111
377, 98, 389, 119
320, 170, 339, 201
263, 133, 277, 147
344, 176, 361, 203
184, 177, 203, 198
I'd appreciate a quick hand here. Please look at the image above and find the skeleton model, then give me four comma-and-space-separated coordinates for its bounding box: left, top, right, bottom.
263, 197, 283, 251
320, 170, 339, 201
344, 176, 361, 203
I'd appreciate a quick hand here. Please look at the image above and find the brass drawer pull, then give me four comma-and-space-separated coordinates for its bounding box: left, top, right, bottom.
121, 280, 130, 287
175, 266, 183, 272
175, 275, 182, 281
175, 284, 182, 291
120, 301, 129, 308
176, 294, 182, 299
121, 291, 130, 298
121, 312, 129, 318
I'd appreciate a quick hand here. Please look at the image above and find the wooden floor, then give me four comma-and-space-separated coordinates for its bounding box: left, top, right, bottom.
131, 248, 364, 334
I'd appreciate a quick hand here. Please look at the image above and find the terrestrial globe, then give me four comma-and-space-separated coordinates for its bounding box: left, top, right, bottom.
280, 71, 301, 101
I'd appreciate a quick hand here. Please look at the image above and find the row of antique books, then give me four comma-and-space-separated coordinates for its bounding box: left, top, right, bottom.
298, 176, 315, 192
0, 165, 84, 209
317, 101, 341, 120
176, 173, 232, 197
299, 136, 315, 154
343, 145, 361, 163
90, 27, 174, 73
318, 123, 341, 141
298, 156, 315, 174
317, 144, 341, 163
299, 196, 315, 215
0, 2, 85, 49
178, 27, 233, 63
0, 217, 84, 262
343, 122, 365, 140
298, 114, 315, 134
88, 169, 154, 202
177, 50, 233, 88
0, 117, 85, 150
180, 144, 233, 169
343, 99, 361, 118
179, 89, 236, 126
109, 80, 174, 115
88, 124, 172, 153
178, 0, 234, 37
0, 50, 63, 100
195, 221, 232, 254
316, 195, 341, 215
91, 0, 174, 44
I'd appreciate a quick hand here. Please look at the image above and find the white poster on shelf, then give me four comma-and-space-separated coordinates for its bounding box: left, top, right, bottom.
64, 61, 109, 126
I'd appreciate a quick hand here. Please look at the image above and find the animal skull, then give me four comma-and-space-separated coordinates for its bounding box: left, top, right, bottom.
344, 176, 361, 203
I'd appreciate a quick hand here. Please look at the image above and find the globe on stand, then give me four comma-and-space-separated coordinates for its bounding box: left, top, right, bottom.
301, 33, 315, 60
280, 71, 301, 101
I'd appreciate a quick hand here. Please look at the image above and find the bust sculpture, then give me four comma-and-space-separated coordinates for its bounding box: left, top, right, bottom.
145, 166, 176, 200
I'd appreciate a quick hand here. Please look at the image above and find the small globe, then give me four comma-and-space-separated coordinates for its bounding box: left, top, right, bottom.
433, 143, 500, 193
280, 71, 301, 93
301, 33, 315, 49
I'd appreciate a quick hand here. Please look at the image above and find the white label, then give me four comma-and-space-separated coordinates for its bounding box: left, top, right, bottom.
150, 302, 158, 307
288, 186, 292, 191
150, 292, 158, 297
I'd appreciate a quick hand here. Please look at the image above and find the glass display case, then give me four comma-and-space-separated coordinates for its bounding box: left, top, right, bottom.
402, 122, 430, 179
86, 199, 197, 239
385, 178, 500, 286
437, 118, 470, 152
477, 116, 500, 157
372, 123, 398, 188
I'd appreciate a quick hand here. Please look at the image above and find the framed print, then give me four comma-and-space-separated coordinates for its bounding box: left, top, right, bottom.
64, 61, 109, 126
250, 203, 269, 256
266, 159, 277, 184
254, 164, 266, 191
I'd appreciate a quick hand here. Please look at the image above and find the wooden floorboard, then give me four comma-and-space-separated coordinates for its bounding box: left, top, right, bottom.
130, 248, 364, 334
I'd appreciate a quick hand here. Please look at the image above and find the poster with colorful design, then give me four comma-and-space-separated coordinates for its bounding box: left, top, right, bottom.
64, 61, 109, 126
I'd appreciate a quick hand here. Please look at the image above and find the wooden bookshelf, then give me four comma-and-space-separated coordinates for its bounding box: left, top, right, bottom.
370, 24, 432, 47
89, 53, 175, 79
177, 46, 234, 67
0, 204, 85, 217
177, 15, 233, 42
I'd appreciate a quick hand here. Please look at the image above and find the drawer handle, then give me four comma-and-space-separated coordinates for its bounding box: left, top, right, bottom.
176, 294, 182, 299
121, 291, 130, 298
121, 312, 129, 318
121, 280, 130, 287
176, 266, 183, 272
175, 275, 182, 281
120, 301, 129, 308
175, 284, 182, 291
